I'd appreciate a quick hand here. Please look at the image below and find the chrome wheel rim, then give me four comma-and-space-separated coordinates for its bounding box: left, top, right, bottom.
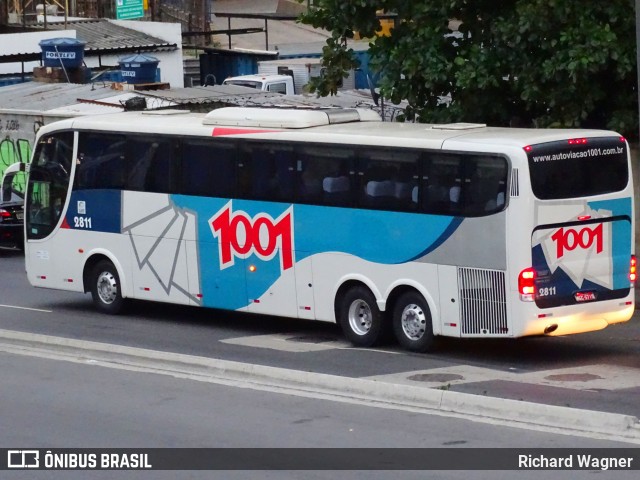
401, 303, 427, 340
97, 271, 118, 305
348, 299, 373, 336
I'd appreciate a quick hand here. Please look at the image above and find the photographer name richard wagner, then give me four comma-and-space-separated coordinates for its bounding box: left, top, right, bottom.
519, 454, 634, 470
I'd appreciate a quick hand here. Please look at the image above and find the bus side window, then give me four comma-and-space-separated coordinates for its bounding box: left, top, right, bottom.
181, 140, 237, 198
463, 157, 508, 215
393, 162, 419, 211
422, 155, 462, 215
75, 133, 126, 190
127, 136, 175, 194
238, 143, 295, 202
273, 147, 296, 200
359, 151, 419, 211
296, 146, 355, 206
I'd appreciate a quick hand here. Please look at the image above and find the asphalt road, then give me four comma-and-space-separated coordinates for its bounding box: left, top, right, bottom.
1, 247, 639, 419
1, 350, 638, 480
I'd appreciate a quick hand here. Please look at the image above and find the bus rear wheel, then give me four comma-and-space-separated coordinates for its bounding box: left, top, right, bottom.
90, 260, 125, 314
337, 286, 386, 347
392, 291, 435, 353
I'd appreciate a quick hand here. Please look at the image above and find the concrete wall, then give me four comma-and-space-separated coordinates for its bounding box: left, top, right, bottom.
0, 112, 65, 191
0, 30, 75, 76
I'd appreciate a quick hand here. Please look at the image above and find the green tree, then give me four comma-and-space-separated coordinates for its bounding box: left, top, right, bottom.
299, 0, 638, 137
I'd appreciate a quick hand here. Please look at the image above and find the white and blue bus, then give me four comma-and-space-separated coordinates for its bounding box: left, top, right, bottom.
21, 106, 635, 352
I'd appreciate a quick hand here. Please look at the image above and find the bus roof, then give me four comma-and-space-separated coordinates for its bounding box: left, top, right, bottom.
43, 107, 620, 152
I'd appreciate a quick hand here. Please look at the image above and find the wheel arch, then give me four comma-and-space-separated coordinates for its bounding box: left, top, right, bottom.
333, 278, 381, 322
386, 282, 441, 336
82, 250, 128, 297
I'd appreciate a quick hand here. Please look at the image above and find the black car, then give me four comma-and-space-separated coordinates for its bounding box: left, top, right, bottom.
0, 169, 25, 250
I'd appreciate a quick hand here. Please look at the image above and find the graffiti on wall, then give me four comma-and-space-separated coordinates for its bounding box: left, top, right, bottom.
0, 115, 44, 193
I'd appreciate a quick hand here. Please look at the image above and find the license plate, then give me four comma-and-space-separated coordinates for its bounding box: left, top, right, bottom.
575, 291, 596, 302
16, 212, 24, 220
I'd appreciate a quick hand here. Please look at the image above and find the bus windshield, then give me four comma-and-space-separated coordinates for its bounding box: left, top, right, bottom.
26, 132, 74, 240
526, 136, 628, 200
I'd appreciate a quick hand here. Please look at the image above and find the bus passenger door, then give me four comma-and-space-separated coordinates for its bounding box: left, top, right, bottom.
245, 268, 298, 317
295, 254, 315, 320
437, 265, 461, 337
244, 248, 315, 318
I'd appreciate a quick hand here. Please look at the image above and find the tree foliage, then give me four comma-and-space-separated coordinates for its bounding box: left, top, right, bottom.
299, 0, 638, 137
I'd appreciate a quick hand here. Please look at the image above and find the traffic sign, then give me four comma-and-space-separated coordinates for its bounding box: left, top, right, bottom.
115, 0, 145, 20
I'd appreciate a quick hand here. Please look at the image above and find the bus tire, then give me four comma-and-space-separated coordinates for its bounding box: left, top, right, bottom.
337, 286, 386, 347
90, 260, 125, 315
392, 291, 435, 353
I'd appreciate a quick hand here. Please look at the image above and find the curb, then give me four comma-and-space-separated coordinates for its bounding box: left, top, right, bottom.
1, 328, 639, 443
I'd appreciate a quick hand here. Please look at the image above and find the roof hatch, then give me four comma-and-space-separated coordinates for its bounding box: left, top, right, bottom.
203, 106, 381, 129
431, 123, 487, 130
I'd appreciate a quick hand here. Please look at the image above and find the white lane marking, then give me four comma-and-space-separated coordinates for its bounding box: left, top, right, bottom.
220, 333, 401, 354
221, 333, 350, 353
0, 304, 52, 313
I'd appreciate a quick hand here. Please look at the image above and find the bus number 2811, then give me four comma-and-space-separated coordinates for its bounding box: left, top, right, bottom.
538, 286, 557, 297
73, 216, 93, 229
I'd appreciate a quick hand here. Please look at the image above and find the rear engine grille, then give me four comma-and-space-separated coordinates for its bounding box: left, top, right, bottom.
458, 267, 508, 335
510, 168, 520, 197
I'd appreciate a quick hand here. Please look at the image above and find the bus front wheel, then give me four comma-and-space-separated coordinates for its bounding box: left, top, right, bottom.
90, 260, 125, 315
392, 291, 435, 353
337, 286, 386, 347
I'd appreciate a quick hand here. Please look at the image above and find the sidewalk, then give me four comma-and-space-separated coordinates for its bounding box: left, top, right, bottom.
0, 328, 638, 443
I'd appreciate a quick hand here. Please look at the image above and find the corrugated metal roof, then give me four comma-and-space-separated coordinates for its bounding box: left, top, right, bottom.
140, 85, 279, 101
0, 20, 177, 65
35, 19, 176, 53
0, 82, 392, 119
137, 85, 316, 108
0, 83, 310, 113
0, 81, 129, 112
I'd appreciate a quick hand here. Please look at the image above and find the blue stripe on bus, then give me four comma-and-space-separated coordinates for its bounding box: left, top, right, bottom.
172, 196, 461, 310
64, 192, 464, 310
406, 216, 464, 262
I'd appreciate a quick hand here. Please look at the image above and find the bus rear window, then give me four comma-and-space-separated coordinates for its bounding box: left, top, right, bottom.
526, 137, 628, 199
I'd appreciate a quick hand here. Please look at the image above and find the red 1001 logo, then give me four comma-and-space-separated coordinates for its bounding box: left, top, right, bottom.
551, 224, 603, 259
210, 202, 295, 272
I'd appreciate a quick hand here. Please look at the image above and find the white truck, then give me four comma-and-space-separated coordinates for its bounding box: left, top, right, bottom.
222, 58, 357, 95
222, 74, 295, 95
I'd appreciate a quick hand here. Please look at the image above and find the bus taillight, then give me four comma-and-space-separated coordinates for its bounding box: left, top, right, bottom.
518, 268, 536, 301
630, 255, 637, 283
